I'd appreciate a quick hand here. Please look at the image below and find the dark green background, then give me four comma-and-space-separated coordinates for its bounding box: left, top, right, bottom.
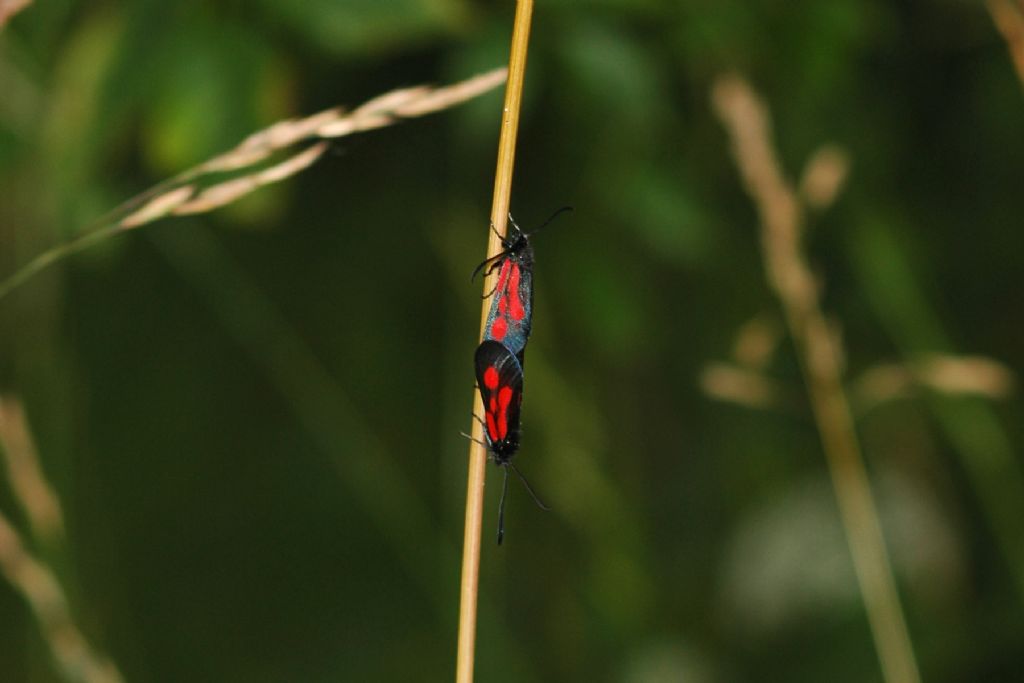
2, 1, 1023, 681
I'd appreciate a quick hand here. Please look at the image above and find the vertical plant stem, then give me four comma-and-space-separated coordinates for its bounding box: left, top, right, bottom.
712, 75, 921, 683
456, 2, 533, 681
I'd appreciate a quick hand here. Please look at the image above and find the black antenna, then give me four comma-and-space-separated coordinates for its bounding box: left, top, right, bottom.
497, 465, 510, 545
524, 205, 573, 237
495, 463, 550, 545
508, 462, 550, 511
470, 221, 517, 282
471, 206, 573, 281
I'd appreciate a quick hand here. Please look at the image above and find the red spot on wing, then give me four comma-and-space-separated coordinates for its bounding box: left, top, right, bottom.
489, 262, 525, 342
483, 381, 517, 443
498, 290, 508, 315
498, 386, 514, 409
496, 386, 513, 439
507, 266, 526, 321
495, 261, 512, 302
491, 317, 508, 340
483, 366, 499, 390
486, 412, 498, 441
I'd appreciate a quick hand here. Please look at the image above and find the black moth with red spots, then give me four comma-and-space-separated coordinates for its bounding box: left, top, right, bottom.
469, 208, 571, 544
472, 340, 547, 544
474, 340, 525, 463
472, 207, 573, 357
474, 219, 535, 357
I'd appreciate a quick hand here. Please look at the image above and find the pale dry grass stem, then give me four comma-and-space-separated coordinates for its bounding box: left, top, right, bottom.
853, 355, 1016, 414
0, 395, 64, 544
0, 513, 124, 683
699, 362, 788, 411
0, 396, 122, 683
0, 0, 33, 29
0, 68, 507, 302
988, 0, 1024, 85
711, 74, 921, 683
798, 145, 850, 212
121, 67, 507, 225
732, 313, 783, 370
456, 3, 534, 682
709, 308, 1015, 417
702, 352, 1015, 418
702, 313, 792, 412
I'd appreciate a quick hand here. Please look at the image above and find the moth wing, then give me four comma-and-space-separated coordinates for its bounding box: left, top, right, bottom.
474, 340, 524, 398
482, 257, 534, 356
474, 340, 524, 444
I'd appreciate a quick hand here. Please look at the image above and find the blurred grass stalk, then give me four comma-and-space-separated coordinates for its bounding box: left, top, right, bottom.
711, 75, 921, 683
703, 352, 1015, 415
0, 396, 123, 683
988, 0, 1024, 84
0, 0, 33, 30
0, 395, 64, 544
456, 1, 533, 682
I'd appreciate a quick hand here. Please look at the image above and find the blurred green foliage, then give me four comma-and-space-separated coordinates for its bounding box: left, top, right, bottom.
1, 1, 1023, 681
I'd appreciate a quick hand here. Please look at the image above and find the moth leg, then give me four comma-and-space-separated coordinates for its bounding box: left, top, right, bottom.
459, 431, 489, 448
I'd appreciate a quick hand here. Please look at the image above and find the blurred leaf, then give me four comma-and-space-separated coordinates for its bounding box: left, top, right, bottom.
547, 0, 662, 13
219, 183, 290, 228
0, 39, 42, 142
254, 0, 470, 57
783, 1, 871, 96
561, 246, 650, 360
588, 546, 652, 630
443, 30, 516, 140
672, 2, 765, 76
40, 10, 124, 232
848, 217, 949, 345
142, 25, 293, 173
621, 167, 716, 266
557, 20, 666, 131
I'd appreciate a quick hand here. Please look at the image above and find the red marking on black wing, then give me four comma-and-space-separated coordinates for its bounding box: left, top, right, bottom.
474, 340, 524, 460
480, 225, 535, 357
